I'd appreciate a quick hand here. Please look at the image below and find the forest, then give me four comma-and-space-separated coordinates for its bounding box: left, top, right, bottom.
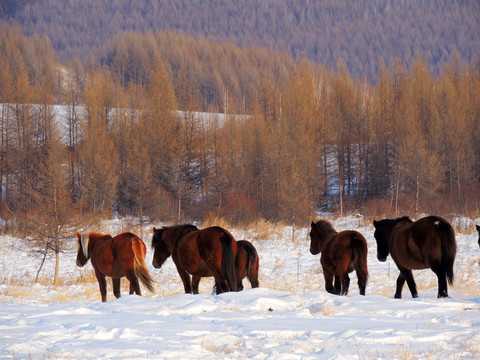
0, 27, 479, 239
0, 0, 478, 80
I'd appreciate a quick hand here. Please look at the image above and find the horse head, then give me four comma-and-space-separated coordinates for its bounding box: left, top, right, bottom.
309, 220, 335, 255
372, 220, 390, 262
76, 232, 90, 267
151, 227, 172, 268
476, 225, 480, 248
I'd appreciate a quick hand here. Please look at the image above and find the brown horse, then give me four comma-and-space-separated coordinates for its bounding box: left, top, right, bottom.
309, 220, 369, 295
151, 225, 237, 294
76, 232, 155, 302
476, 225, 480, 247
235, 240, 260, 291
373, 216, 457, 298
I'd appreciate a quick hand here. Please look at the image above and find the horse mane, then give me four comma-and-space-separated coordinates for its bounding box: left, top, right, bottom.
395, 216, 411, 223
79, 232, 90, 258
374, 216, 411, 229
79, 232, 111, 258
313, 220, 337, 235
152, 224, 199, 248
175, 224, 199, 244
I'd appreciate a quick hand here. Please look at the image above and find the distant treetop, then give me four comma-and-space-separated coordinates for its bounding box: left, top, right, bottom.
1, 0, 478, 80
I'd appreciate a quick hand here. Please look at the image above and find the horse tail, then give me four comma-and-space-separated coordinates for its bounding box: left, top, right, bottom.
241, 241, 260, 288
132, 240, 156, 293
351, 232, 369, 283
435, 219, 457, 285
219, 232, 237, 293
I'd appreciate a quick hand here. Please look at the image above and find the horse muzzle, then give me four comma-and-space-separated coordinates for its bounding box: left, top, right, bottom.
76, 259, 85, 267
152, 260, 163, 269
377, 254, 387, 262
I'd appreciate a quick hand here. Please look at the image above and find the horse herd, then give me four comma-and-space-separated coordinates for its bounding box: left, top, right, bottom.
75, 216, 480, 302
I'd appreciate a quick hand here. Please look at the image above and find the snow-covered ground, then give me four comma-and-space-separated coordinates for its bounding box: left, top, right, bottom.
0, 216, 479, 359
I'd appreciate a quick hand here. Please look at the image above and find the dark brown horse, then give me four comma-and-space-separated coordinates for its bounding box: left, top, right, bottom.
235, 240, 260, 291
373, 216, 456, 298
476, 225, 480, 247
151, 225, 237, 294
309, 220, 369, 295
76, 232, 155, 302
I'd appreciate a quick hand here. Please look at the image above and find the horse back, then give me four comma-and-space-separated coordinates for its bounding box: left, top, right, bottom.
112, 232, 146, 259
391, 216, 454, 270
98, 233, 144, 276
174, 227, 213, 275
320, 230, 367, 277
196, 227, 237, 255
340, 230, 368, 263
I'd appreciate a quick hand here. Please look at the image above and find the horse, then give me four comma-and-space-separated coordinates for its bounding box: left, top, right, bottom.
151, 228, 259, 292
151, 225, 237, 294
76, 232, 155, 302
476, 225, 480, 247
309, 220, 369, 296
373, 216, 457, 298
235, 240, 260, 291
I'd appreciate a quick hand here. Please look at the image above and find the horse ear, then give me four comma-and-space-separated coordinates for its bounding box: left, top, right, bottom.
76, 232, 81, 239
311, 221, 315, 227
373, 220, 378, 228
476, 224, 480, 232
153, 227, 157, 233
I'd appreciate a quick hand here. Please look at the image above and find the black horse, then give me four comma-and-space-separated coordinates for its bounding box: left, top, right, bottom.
373, 216, 456, 298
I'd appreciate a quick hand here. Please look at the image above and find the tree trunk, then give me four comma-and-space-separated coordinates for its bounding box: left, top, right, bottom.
35, 241, 49, 283
54, 250, 60, 286
415, 174, 419, 214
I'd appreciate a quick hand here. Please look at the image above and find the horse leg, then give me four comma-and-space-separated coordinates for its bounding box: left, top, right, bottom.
333, 274, 341, 294
431, 264, 449, 298
171, 255, 193, 294
403, 269, 418, 298
211, 270, 230, 294
112, 278, 121, 299
124, 270, 142, 296
394, 272, 406, 299
176, 268, 193, 294
396, 268, 418, 298
237, 280, 244, 291
128, 279, 142, 296
192, 276, 201, 294
357, 270, 367, 296
342, 273, 350, 296
248, 271, 259, 289
95, 270, 108, 302
323, 271, 336, 295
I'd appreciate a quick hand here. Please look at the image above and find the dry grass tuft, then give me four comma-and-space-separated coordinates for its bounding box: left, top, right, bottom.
250, 219, 286, 241
201, 215, 234, 230
201, 216, 287, 241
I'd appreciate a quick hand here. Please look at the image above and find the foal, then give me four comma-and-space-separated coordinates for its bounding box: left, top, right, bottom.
309, 220, 368, 295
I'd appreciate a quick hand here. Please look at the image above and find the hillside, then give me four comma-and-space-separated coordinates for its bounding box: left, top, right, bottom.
1, 0, 478, 80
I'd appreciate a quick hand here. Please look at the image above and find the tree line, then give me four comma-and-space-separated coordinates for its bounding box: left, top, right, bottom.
1, 28, 479, 235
